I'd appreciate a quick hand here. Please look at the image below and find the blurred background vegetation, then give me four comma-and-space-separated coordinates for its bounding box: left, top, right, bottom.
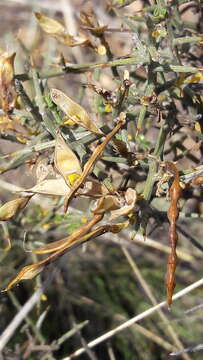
0, 0, 203, 359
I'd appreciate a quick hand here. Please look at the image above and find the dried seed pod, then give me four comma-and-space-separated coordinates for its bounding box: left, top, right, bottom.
51, 88, 103, 135
35, 12, 88, 47
54, 132, 82, 187
0, 196, 31, 221
164, 161, 182, 306
22, 178, 70, 196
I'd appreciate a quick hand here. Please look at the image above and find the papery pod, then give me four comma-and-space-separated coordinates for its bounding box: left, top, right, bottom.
0, 52, 17, 113
33, 213, 103, 254
33, 236, 71, 254
21, 178, 70, 196
4, 216, 104, 290
54, 132, 82, 186
63, 112, 126, 211
51, 88, 103, 135
0, 196, 31, 221
35, 13, 88, 47
109, 188, 137, 220
92, 195, 121, 214
4, 261, 46, 291
79, 181, 109, 198
164, 162, 182, 306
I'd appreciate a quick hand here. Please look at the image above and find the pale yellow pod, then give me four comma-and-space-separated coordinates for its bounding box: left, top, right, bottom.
35, 12, 66, 35
0, 197, 31, 221
54, 132, 82, 186
22, 178, 70, 196
51, 88, 103, 135
35, 13, 88, 47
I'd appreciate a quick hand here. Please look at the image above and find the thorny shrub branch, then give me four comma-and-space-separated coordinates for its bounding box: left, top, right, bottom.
0, 4, 202, 310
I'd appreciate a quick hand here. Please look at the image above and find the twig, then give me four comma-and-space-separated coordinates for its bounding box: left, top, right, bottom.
14, 79, 42, 123
107, 343, 116, 360
131, 323, 175, 352
60, 0, 83, 63
121, 244, 192, 360
31, 62, 57, 137
15, 57, 201, 82
63, 277, 203, 359
8, 291, 45, 344
0, 287, 43, 352
52, 320, 89, 347
170, 344, 203, 356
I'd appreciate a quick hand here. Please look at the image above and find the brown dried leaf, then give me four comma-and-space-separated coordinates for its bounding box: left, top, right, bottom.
35, 12, 88, 47
54, 132, 82, 186
0, 196, 31, 221
80, 9, 108, 35
0, 52, 17, 113
112, 138, 129, 157
51, 89, 103, 135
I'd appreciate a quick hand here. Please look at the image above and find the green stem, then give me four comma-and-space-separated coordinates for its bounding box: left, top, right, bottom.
14, 79, 42, 123
173, 36, 203, 46
143, 124, 169, 201
31, 64, 57, 138
15, 56, 149, 82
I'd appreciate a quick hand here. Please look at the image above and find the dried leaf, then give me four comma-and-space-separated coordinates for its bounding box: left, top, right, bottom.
112, 137, 134, 165
0, 52, 17, 113
64, 112, 126, 211
51, 88, 103, 135
164, 162, 182, 306
113, 138, 129, 157
35, 12, 88, 47
80, 9, 108, 35
54, 132, 82, 186
0, 196, 31, 221
22, 178, 70, 196
87, 83, 117, 105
